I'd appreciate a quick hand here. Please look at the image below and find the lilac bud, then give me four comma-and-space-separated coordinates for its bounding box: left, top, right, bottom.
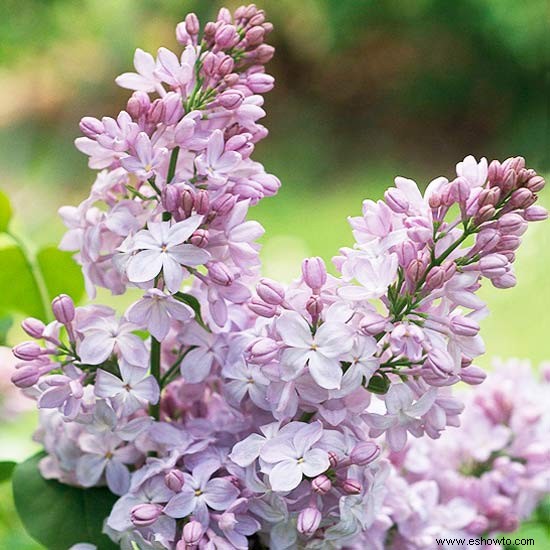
475, 204, 496, 224
467, 515, 489, 535
487, 159, 503, 184
450, 177, 470, 204
182, 520, 203, 545
492, 272, 516, 289
359, 311, 387, 335
428, 192, 442, 209
406, 259, 425, 284
149, 98, 165, 124
302, 257, 327, 291
185, 13, 200, 36
215, 25, 239, 49
311, 474, 332, 494
256, 278, 285, 305
249, 298, 277, 318
510, 187, 534, 209
502, 155, 525, 173
13, 341, 43, 360
217, 55, 235, 77
127, 91, 150, 119
194, 190, 210, 215
501, 170, 518, 195
21, 317, 45, 339
217, 7, 232, 24
162, 92, 184, 125
245, 25, 265, 46
181, 189, 194, 216
450, 315, 480, 337
201, 52, 218, 76
350, 441, 380, 465
474, 228, 500, 253
162, 185, 180, 213
425, 348, 455, 377
297, 507, 321, 537
247, 72, 275, 93
11, 365, 41, 388
306, 295, 323, 322
190, 229, 209, 248
525, 174, 545, 192
396, 241, 418, 266
328, 451, 338, 468
498, 213, 526, 235
212, 194, 236, 216
51, 294, 75, 324
425, 266, 446, 291
479, 254, 508, 277
524, 205, 548, 221
165, 469, 185, 492
496, 235, 521, 252
218, 89, 245, 110
460, 365, 487, 385
253, 44, 275, 64
130, 503, 162, 527
342, 478, 362, 494
226, 134, 249, 153
249, 12, 266, 27
247, 338, 280, 364
384, 188, 409, 213
208, 263, 234, 286
79, 117, 104, 138
477, 187, 500, 208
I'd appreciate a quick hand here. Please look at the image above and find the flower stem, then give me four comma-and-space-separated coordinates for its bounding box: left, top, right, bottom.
150, 336, 161, 420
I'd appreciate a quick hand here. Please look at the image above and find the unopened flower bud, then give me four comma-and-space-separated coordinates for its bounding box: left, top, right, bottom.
247, 338, 279, 363
245, 25, 265, 46
477, 187, 500, 208
182, 520, 203, 545
52, 294, 75, 324
190, 229, 209, 248
350, 441, 380, 465
498, 213, 526, 235
475, 204, 496, 224
478, 254, 508, 277
460, 365, 487, 385
194, 190, 210, 215
306, 295, 323, 322
425, 348, 455, 377
257, 278, 285, 305
297, 507, 321, 537
79, 117, 104, 138
406, 259, 425, 284
525, 174, 545, 192
208, 263, 234, 286
215, 24, 239, 49
492, 272, 516, 289
162, 185, 180, 212
181, 189, 194, 216
218, 89, 245, 110
450, 315, 480, 337
249, 298, 277, 318
13, 341, 43, 360
510, 187, 534, 209
342, 478, 362, 494
311, 474, 332, 494
302, 257, 327, 291
450, 177, 470, 204
217, 55, 235, 77
467, 515, 489, 535
11, 365, 41, 388
130, 503, 162, 527
425, 266, 446, 291
474, 228, 500, 253
247, 72, 275, 93
22, 317, 45, 339
185, 13, 200, 36
523, 205, 548, 221
149, 98, 165, 124
359, 312, 387, 335
165, 469, 185, 492
328, 451, 338, 468
384, 188, 409, 213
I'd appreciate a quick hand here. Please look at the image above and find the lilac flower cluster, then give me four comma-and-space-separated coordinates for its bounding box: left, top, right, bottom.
10, 5, 548, 549
368, 359, 550, 550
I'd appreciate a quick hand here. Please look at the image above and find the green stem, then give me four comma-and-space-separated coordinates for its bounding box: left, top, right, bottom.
7, 231, 51, 322
150, 337, 161, 420
167, 146, 180, 184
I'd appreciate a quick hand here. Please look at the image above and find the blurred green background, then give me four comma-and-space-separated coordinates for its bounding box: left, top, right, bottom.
0, 0, 549, 548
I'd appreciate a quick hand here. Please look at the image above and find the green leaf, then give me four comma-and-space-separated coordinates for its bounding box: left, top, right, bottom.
0, 246, 44, 318
174, 291, 206, 326
0, 461, 16, 483
0, 190, 12, 233
366, 373, 391, 395
36, 246, 85, 304
12, 453, 119, 550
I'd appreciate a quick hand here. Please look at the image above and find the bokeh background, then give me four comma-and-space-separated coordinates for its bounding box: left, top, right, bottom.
1, 1, 549, 547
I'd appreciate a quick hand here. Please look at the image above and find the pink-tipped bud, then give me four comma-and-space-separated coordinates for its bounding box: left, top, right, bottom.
450, 177, 470, 204
130, 503, 162, 527
487, 159, 503, 184
425, 266, 446, 291
302, 257, 327, 291
247, 72, 275, 93
149, 98, 165, 124
477, 187, 500, 208
245, 25, 265, 46
247, 338, 280, 364
524, 205, 548, 221
498, 213, 526, 235
165, 469, 185, 492
208, 263, 234, 286
249, 298, 277, 318
217, 55, 235, 77
51, 294, 75, 324
474, 228, 500, 253
190, 229, 209, 248
328, 451, 338, 468
406, 259, 425, 284
425, 348, 455, 377
181, 189, 194, 216
215, 24, 239, 49
218, 89, 245, 110
11, 365, 41, 388
342, 478, 362, 494
127, 91, 150, 119
510, 187, 534, 209
162, 185, 180, 212
182, 520, 203, 545
450, 315, 480, 337
79, 117, 104, 138
350, 441, 380, 465
526, 175, 545, 192
475, 204, 496, 224
21, 317, 45, 339
478, 254, 508, 277
359, 312, 387, 335
306, 295, 323, 322
311, 474, 332, 495
194, 190, 210, 215
297, 507, 321, 537
460, 365, 487, 385
384, 188, 409, 213
492, 272, 516, 289
256, 278, 285, 305
13, 341, 43, 361
185, 13, 200, 36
